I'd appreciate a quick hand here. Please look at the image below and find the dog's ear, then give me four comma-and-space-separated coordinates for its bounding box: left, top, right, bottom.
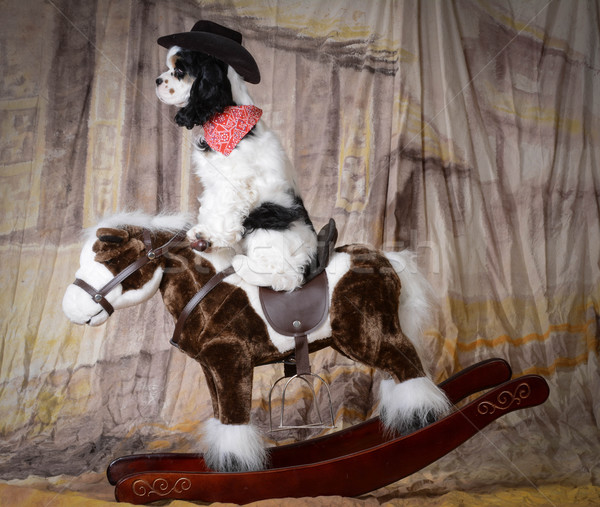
174, 80, 205, 129
175, 57, 233, 129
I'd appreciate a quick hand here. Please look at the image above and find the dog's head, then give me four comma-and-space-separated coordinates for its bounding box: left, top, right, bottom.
156, 46, 233, 129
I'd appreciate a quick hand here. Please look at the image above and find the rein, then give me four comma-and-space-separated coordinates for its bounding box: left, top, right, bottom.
170, 265, 236, 350
73, 228, 188, 316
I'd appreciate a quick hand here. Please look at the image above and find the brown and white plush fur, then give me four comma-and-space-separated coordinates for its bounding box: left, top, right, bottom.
156, 46, 317, 291
62, 213, 450, 472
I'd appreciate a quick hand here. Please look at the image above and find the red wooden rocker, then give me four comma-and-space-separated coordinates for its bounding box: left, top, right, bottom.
107, 358, 548, 504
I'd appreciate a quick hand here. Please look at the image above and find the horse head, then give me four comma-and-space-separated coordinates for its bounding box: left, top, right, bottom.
62, 213, 190, 326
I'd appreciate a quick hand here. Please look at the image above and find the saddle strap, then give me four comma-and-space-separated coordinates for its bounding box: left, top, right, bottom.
294, 335, 311, 375
170, 266, 236, 349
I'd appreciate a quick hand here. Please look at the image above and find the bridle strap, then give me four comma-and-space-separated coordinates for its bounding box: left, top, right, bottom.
73, 278, 116, 315
74, 228, 188, 315
144, 229, 188, 259
95, 255, 156, 300
170, 266, 236, 350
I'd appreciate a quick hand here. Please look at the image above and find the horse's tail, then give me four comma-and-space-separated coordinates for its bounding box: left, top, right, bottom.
384, 250, 438, 372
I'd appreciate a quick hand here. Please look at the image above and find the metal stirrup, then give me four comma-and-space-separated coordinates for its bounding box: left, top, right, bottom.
268, 334, 335, 431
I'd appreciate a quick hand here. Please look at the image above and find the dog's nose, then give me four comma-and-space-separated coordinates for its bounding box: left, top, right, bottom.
156, 78, 163, 86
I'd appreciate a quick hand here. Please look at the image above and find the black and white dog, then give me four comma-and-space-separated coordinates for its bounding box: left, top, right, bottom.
155, 21, 317, 291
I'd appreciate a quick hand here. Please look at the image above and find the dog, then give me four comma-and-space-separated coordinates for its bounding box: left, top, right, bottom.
155, 21, 317, 291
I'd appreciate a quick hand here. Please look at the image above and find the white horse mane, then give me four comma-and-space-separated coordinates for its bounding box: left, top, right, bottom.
84, 211, 193, 241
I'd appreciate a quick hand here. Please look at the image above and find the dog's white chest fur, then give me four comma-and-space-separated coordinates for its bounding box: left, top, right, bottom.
189, 125, 317, 291
193, 123, 299, 207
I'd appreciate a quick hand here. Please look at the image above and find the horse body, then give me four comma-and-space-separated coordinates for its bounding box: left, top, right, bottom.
63, 213, 450, 472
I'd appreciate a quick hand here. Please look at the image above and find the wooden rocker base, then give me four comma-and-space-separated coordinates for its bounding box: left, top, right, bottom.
107, 359, 549, 504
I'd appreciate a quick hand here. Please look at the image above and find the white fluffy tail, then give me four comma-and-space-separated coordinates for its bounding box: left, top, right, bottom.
379, 377, 450, 434
201, 418, 267, 472
384, 250, 438, 369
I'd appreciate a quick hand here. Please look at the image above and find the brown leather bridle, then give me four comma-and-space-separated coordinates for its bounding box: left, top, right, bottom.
72, 227, 235, 347
72, 228, 188, 316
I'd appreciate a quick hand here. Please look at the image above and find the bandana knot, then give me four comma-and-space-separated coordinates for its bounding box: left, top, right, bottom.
202, 105, 263, 156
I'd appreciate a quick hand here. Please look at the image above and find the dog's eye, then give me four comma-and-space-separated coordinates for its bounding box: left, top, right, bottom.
174, 68, 185, 79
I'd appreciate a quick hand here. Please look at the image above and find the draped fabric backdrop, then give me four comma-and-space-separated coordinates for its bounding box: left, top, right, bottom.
1, 0, 599, 505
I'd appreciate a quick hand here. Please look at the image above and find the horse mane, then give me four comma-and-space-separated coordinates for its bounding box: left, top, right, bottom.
84, 211, 193, 241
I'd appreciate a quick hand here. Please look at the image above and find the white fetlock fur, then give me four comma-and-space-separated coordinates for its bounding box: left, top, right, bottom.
379, 377, 451, 435
201, 418, 267, 472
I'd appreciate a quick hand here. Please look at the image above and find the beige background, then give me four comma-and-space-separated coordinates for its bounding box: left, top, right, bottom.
0, 0, 599, 505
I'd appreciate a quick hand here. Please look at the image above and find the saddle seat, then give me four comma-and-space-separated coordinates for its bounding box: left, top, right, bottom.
259, 219, 338, 355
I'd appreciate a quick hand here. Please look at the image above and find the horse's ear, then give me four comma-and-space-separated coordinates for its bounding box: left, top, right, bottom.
97, 227, 129, 244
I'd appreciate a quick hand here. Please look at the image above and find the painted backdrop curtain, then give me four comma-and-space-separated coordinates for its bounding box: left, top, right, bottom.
1, 0, 599, 505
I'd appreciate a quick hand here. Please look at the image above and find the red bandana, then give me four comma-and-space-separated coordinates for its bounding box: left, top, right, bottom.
202, 105, 263, 156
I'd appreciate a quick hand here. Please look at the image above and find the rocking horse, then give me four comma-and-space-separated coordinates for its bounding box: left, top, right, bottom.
62, 212, 549, 504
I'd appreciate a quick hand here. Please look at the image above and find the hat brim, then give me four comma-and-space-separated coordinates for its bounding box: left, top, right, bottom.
158, 32, 261, 84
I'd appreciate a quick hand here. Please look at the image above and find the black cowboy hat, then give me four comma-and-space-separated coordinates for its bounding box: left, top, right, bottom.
157, 20, 261, 84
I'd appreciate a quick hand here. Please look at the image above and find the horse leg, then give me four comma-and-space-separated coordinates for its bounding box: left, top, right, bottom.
199, 347, 267, 472
200, 364, 220, 420
332, 329, 449, 434
330, 253, 450, 434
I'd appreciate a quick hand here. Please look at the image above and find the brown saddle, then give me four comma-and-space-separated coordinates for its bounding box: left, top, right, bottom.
259, 219, 338, 375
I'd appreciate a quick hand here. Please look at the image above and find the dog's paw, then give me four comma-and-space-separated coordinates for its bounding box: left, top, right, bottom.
220, 229, 244, 246
269, 273, 303, 292
232, 255, 303, 291
204, 228, 243, 248
186, 225, 205, 242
